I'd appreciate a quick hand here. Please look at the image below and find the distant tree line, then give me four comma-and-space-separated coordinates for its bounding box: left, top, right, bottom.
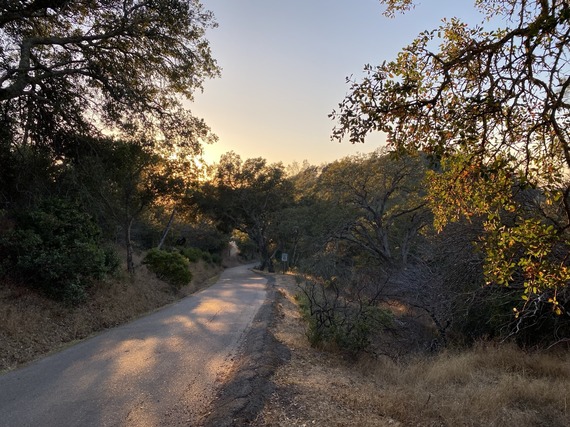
190, 145, 568, 353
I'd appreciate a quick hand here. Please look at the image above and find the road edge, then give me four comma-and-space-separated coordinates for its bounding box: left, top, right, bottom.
201, 273, 291, 427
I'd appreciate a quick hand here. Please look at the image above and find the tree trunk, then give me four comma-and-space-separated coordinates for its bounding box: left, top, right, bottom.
126, 217, 135, 274
260, 252, 274, 272
157, 207, 176, 250
257, 238, 274, 272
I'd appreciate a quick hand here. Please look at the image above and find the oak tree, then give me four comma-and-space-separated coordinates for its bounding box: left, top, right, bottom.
331, 0, 570, 329
1, 0, 219, 155
192, 152, 294, 272
318, 150, 430, 267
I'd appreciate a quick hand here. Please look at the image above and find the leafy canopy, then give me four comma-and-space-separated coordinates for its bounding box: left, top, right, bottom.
317, 150, 429, 266
331, 0, 570, 317
0, 0, 220, 155
192, 152, 294, 271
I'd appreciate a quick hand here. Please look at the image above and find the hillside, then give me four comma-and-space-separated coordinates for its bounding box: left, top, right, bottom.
250, 275, 570, 427
2, 264, 570, 426
0, 252, 223, 372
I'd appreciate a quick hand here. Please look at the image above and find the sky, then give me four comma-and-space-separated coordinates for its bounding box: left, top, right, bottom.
191, 0, 489, 166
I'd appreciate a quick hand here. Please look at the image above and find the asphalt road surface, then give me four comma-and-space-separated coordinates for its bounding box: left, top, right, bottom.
0, 263, 267, 427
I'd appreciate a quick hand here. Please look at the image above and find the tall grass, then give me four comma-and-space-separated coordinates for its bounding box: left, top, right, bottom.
344, 343, 570, 426
261, 275, 570, 427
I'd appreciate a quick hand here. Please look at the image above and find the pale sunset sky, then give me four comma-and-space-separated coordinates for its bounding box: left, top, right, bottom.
192, 0, 488, 166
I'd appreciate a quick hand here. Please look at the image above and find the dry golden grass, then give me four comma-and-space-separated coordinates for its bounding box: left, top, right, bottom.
254, 275, 570, 427
0, 251, 222, 372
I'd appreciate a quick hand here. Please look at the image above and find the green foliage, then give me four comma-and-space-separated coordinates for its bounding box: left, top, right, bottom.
0, 198, 118, 303
210, 253, 222, 265
331, 0, 570, 340
484, 217, 568, 311
231, 230, 258, 260
200, 251, 213, 264
143, 249, 192, 288
179, 247, 203, 263
202, 251, 216, 264
58, 136, 195, 273
179, 247, 221, 265
333, 305, 393, 354
0, 144, 60, 207
103, 247, 121, 273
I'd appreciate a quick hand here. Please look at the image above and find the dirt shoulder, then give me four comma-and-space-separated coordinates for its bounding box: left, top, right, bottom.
4, 266, 569, 426
201, 273, 291, 427
202, 273, 398, 427
203, 273, 570, 427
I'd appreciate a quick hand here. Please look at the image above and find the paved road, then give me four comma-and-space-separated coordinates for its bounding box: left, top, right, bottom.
0, 264, 267, 427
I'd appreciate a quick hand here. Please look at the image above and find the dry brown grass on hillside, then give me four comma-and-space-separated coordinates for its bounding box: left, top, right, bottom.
0, 253, 222, 372
253, 275, 570, 427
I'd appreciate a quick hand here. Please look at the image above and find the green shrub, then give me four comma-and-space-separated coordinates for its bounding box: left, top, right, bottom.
200, 251, 213, 264
333, 305, 393, 355
103, 247, 121, 272
0, 198, 118, 303
179, 247, 222, 265
143, 249, 192, 288
210, 253, 222, 265
179, 247, 202, 263
295, 291, 323, 347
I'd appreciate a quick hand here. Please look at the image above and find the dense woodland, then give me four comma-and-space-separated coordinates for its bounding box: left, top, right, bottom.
1, 0, 570, 360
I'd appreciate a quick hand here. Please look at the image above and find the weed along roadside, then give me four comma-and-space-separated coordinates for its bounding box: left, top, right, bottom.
246, 274, 570, 427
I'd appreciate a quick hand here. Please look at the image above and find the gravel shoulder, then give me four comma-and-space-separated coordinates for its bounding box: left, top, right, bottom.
215, 273, 570, 427
202, 273, 291, 427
